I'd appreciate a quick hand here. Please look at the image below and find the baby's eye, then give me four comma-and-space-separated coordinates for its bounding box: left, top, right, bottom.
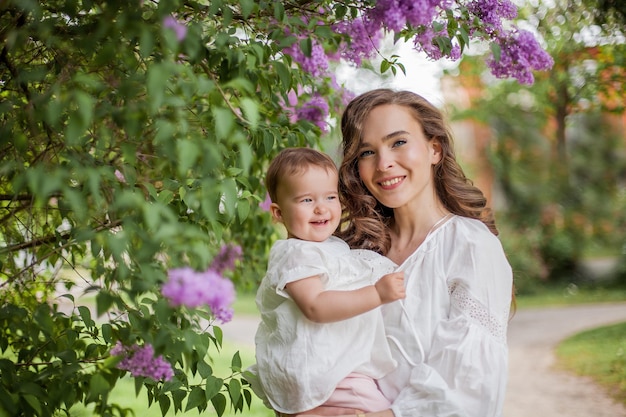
301, 198, 313, 203
327, 195, 337, 200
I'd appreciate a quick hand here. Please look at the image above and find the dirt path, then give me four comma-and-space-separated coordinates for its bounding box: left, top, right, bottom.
505, 302, 626, 417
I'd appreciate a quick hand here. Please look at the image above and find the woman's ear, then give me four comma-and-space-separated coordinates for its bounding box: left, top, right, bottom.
430, 140, 443, 165
269, 203, 283, 223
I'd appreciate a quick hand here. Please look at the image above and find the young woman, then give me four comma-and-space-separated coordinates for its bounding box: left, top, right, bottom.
304, 89, 513, 417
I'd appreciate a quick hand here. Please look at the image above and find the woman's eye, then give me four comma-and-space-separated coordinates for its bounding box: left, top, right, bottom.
359, 150, 374, 158
392, 140, 407, 148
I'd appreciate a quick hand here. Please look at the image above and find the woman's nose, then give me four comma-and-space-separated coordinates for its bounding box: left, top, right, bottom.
376, 152, 393, 171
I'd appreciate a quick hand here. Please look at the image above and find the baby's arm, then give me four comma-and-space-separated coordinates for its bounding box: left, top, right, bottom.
285, 271, 405, 323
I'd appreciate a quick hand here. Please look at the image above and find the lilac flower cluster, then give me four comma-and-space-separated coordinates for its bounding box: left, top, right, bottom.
413, 25, 461, 61
296, 94, 330, 132
283, 38, 329, 78
333, 17, 382, 65
211, 244, 243, 275
467, 0, 517, 34
162, 266, 236, 323
279, 0, 553, 87
488, 30, 554, 85
110, 342, 174, 381
259, 193, 272, 211
163, 15, 187, 42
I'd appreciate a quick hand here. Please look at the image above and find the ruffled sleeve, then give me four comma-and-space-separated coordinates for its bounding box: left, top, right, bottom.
269, 239, 347, 298
388, 219, 512, 417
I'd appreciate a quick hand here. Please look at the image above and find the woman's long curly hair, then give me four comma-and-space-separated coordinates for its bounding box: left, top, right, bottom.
338, 88, 497, 255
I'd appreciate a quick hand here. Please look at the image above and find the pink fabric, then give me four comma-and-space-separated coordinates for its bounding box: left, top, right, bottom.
322, 373, 391, 412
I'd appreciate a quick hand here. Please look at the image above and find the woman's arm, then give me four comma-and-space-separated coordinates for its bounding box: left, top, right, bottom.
285, 271, 405, 323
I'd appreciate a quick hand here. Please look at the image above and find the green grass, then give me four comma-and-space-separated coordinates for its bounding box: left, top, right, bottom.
232, 291, 260, 316
556, 322, 626, 407
515, 284, 626, 309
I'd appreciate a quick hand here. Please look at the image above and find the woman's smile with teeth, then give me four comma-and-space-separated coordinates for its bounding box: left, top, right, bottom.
380, 177, 403, 187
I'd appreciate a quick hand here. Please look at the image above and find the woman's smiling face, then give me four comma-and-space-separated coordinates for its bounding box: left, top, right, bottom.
357, 104, 441, 210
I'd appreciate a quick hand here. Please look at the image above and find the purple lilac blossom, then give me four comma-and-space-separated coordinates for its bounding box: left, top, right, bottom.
259, 193, 272, 211
211, 244, 243, 274
296, 94, 330, 132
488, 29, 554, 85
403, 0, 441, 27
162, 267, 236, 323
283, 38, 329, 77
375, 0, 407, 31
163, 15, 187, 42
334, 17, 382, 65
110, 342, 174, 381
202, 268, 236, 323
114, 169, 126, 183
467, 0, 517, 34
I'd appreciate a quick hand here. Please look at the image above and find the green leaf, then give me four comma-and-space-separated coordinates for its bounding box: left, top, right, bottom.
185, 387, 206, 412
239, 0, 254, 18
176, 139, 199, 176
159, 394, 171, 416
273, 1, 285, 21
335, 4, 347, 19
490, 42, 502, 62
78, 305, 95, 328
147, 63, 170, 113
101, 323, 113, 343
212, 107, 234, 140
96, 291, 114, 317
213, 326, 223, 347
210, 393, 227, 417
239, 97, 259, 130
75, 90, 94, 127
228, 379, 241, 406
299, 37, 312, 57
172, 389, 186, 413
230, 351, 242, 371
380, 59, 391, 74
23, 395, 42, 415
237, 198, 250, 222
274, 61, 292, 90
205, 376, 223, 399
139, 26, 155, 58
197, 360, 213, 379
89, 373, 110, 398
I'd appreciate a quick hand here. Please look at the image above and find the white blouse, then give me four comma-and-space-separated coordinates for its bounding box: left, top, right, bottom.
253, 236, 398, 414
378, 215, 513, 417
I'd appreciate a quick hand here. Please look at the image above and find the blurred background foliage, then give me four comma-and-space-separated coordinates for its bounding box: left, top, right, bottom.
449, 0, 626, 294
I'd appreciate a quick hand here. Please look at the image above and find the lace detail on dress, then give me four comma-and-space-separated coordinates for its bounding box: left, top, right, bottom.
448, 284, 509, 343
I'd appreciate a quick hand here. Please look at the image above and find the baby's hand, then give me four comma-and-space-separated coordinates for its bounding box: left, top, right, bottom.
374, 271, 405, 304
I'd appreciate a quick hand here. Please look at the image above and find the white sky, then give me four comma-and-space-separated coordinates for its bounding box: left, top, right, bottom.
335, 37, 456, 107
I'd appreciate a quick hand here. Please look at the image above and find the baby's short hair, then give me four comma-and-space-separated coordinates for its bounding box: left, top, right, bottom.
265, 148, 338, 203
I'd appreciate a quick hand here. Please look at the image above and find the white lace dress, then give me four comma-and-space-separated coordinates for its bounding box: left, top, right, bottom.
252, 236, 398, 414
378, 215, 513, 417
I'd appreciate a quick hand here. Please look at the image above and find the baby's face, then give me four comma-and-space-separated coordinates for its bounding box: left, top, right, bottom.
271, 165, 341, 242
